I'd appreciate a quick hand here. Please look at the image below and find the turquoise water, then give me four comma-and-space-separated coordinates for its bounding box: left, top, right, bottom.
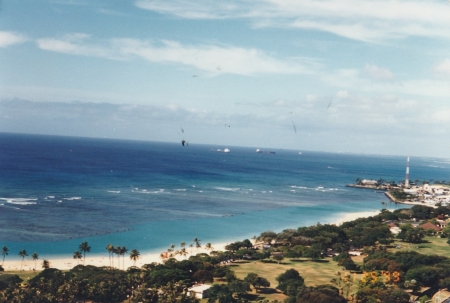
1, 133, 449, 260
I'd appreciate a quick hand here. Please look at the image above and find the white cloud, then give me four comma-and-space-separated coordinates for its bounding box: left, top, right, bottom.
0, 31, 27, 48
362, 64, 395, 82
434, 59, 450, 76
135, 0, 450, 43
36, 34, 312, 76
37, 33, 118, 59
335, 90, 349, 99
114, 38, 313, 75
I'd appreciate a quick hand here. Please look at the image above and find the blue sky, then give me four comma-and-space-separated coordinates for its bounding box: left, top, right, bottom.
1, 0, 450, 158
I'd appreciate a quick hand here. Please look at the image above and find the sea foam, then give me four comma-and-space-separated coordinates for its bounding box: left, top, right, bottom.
1, 198, 38, 205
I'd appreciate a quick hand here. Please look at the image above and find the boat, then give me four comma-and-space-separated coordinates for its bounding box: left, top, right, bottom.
212, 148, 230, 153
255, 149, 276, 154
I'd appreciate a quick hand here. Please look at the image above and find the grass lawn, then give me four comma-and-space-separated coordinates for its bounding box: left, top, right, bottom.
224, 236, 450, 301
0, 270, 40, 281
229, 258, 360, 301
389, 236, 450, 256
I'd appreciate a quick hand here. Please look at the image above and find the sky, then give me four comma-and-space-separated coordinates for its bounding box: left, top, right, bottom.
1, 0, 450, 158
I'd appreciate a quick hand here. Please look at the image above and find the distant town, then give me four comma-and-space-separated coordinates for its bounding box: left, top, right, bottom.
347, 178, 450, 207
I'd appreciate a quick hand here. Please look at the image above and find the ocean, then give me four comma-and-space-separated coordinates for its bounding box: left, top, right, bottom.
1, 132, 449, 260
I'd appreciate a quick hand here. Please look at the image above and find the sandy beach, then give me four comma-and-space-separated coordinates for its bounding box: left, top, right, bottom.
1, 211, 380, 272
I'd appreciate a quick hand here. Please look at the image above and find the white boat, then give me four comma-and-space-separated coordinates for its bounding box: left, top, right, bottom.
212, 148, 230, 153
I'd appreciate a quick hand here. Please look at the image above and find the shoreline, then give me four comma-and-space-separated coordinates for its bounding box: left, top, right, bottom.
0, 211, 380, 272
384, 191, 438, 208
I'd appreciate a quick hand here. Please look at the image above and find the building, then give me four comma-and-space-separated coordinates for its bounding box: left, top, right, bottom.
188, 284, 212, 299
360, 179, 378, 186
418, 222, 442, 233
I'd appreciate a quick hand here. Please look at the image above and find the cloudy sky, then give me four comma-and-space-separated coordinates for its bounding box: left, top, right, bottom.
1, 0, 450, 158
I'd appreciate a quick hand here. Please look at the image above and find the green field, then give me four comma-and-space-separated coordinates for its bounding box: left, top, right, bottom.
227, 236, 450, 301
390, 236, 450, 256
229, 259, 358, 301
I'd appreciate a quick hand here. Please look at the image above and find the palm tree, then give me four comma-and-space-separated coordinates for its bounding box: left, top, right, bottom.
31, 252, 39, 269
129, 249, 140, 266
18, 249, 28, 270
106, 244, 114, 268
205, 243, 213, 253
193, 237, 201, 253
180, 241, 186, 249
120, 246, 128, 270
78, 242, 91, 265
73, 251, 82, 264
1, 246, 9, 265
179, 247, 188, 259
167, 243, 175, 256
160, 252, 166, 263
114, 246, 121, 268
42, 259, 50, 269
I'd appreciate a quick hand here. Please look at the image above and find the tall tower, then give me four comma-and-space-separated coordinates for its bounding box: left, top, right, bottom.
405, 156, 410, 188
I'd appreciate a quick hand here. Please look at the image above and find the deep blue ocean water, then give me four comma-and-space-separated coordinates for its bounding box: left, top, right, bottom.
1, 132, 449, 260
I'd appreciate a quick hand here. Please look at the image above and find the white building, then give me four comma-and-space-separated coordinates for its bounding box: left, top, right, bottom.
188, 284, 212, 299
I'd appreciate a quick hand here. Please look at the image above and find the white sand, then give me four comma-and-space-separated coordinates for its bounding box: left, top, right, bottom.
333, 210, 381, 226
1, 211, 381, 272
1, 243, 228, 272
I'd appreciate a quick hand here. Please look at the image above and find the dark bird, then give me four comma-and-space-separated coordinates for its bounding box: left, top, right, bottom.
292, 121, 297, 134
182, 140, 186, 146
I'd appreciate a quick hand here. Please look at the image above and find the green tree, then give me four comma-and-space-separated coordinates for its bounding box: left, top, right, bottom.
120, 246, 128, 269
73, 251, 82, 264
18, 249, 28, 270
228, 279, 250, 298
129, 248, 140, 266
168, 243, 176, 258
439, 277, 450, 290
276, 268, 305, 295
41, 259, 50, 269
244, 272, 259, 289
114, 245, 121, 267
106, 243, 114, 268
1, 246, 9, 266
259, 230, 277, 243
297, 285, 347, 303
305, 243, 323, 260
78, 242, 91, 265
193, 238, 201, 253
192, 269, 213, 283
205, 242, 213, 252
31, 252, 39, 269
405, 266, 441, 287
179, 247, 189, 259
397, 224, 425, 243
272, 254, 284, 264
254, 276, 270, 291
207, 284, 233, 303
